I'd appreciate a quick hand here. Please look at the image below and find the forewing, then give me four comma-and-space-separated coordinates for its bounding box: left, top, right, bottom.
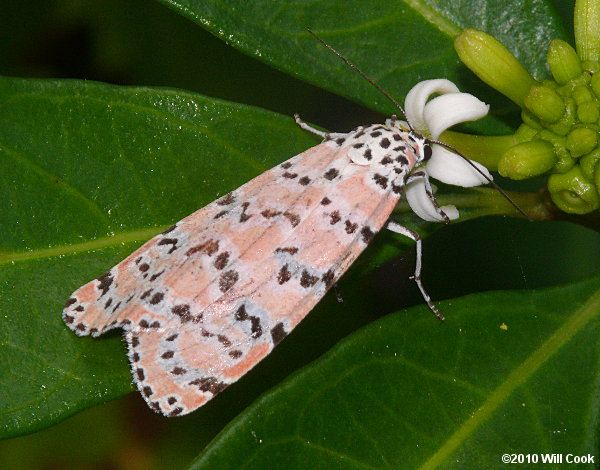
63, 136, 402, 416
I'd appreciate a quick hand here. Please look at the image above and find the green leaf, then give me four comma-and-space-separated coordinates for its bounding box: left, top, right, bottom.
0, 76, 320, 438
160, 0, 567, 118
189, 275, 600, 469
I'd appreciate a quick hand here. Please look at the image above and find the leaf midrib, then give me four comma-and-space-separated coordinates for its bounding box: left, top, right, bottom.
0, 226, 169, 265
419, 286, 600, 469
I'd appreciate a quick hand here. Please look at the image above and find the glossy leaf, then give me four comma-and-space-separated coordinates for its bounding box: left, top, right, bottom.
190, 275, 600, 469
161, 0, 567, 120
0, 76, 320, 438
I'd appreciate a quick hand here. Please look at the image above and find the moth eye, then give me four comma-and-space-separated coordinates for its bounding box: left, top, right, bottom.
423, 144, 432, 161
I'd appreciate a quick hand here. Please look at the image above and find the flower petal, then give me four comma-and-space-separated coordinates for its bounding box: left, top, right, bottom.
423, 93, 489, 140
405, 179, 460, 222
404, 79, 460, 132
426, 144, 492, 187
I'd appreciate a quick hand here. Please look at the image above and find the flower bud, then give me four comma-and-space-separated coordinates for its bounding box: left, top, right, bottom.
590, 72, 600, 98
553, 146, 576, 173
582, 60, 600, 74
520, 109, 543, 130
580, 148, 600, 180
515, 123, 539, 142
573, 85, 594, 103
546, 98, 576, 136
548, 165, 600, 214
454, 29, 536, 108
577, 101, 599, 122
498, 140, 556, 180
524, 86, 565, 123
547, 39, 582, 84
575, 0, 600, 62
566, 126, 598, 157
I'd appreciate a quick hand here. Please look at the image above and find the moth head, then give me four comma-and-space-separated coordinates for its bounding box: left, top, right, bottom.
412, 132, 432, 165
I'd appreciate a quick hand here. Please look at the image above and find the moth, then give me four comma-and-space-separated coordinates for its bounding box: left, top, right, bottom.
63, 34, 512, 416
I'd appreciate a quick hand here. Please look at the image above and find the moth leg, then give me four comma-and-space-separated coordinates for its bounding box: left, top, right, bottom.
333, 283, 344, 303
386, 221, 445, 321
405, 170, 451, 223
294, 114, 346, 140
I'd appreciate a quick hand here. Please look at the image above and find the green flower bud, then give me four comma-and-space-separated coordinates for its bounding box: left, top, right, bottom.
553, 146, 576, 173
498, 140, 556, 180
573, 85, 594, 103
582, 60, 600, 73
566, 126, 598, 157
524, 86, 565, 123
575, 0, 600, 62
546, 98, 576, 136
580, 148, 600, 180
547, 39, 583, 84
520, 109, 543, 130
548, 165, 600, 214
515, 123, 540, 142
590, 72, 600, 98
454, 29, 536, 108
577, 101, 599, 122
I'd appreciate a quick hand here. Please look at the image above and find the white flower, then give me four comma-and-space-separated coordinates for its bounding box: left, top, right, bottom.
402, 79, 491, 222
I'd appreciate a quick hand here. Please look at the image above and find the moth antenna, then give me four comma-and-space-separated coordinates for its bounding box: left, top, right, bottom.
431, 139, 532, 220
307, 29, 414, 131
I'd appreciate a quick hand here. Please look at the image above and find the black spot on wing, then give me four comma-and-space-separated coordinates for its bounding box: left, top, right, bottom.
189, 376, 228, 395
172, 304, 194, 323
97, 272, 114, 297
161, 224, 177, 235
239, 202, 252, 222
271, 322, 287, 346
186, 239, 219, 256
261, 209, 282, 219
275, 246, 299, 255
322, 269, 335, 288
283, 211, 300, 227
329, 210, 341, 225
219, 270, 239, 293
158, 238, 179, 254
324, 168, 339, 180
373, 173, 389, 189
217, 193, 236, 206
277, 264, 291, 284
361, 226, 375, 243
234, 304, 263, 338
344, 220, 358, 234
300, 270, 319, 288
214, 251, 230, 270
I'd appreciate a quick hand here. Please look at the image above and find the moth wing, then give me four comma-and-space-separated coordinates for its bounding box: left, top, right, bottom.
63, 143, 352, 414
118, 143, 398, 415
